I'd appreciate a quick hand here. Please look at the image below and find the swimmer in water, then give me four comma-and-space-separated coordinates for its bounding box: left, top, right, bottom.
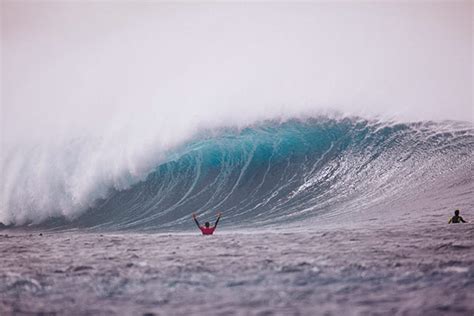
193, 212, 222, 235
448, 209, 467, 223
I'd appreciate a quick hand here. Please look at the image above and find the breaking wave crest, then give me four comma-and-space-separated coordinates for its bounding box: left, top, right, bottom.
2, 116, 473, 230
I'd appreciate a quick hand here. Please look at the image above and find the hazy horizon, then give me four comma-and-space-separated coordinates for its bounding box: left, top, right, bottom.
1, 1, 473, 144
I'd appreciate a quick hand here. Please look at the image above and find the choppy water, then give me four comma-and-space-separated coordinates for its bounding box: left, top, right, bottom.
1, 221, 473, 315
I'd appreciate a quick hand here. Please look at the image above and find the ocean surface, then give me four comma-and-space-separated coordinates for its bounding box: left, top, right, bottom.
1, 116, 473, 315
1, 223, 473, 315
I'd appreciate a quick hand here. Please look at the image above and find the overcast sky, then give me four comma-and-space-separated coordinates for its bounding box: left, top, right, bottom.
1, 1, 473, 142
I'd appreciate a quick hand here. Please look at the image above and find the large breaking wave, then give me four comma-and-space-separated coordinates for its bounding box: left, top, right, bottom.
1, 116, 473, 230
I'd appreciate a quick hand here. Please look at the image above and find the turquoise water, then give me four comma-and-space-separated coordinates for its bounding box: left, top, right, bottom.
36, 116, 473, 231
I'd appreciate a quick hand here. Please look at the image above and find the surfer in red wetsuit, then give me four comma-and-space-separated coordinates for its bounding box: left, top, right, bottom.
193, 212, 222, 235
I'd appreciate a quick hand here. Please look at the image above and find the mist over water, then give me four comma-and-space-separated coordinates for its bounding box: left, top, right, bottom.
1, 2, 473, 226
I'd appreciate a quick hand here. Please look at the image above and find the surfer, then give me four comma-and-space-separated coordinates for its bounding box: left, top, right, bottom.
193, 212, 222, 235
448, 209, 467, 223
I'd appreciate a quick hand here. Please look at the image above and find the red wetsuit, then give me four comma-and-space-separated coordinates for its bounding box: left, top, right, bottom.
199, 226, 216, 235
194, 215, 220, 235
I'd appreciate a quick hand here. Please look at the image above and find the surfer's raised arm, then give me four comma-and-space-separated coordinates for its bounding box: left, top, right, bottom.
214, 212, 222, 228
192, 212, 222, 235
192, 213, 200, 228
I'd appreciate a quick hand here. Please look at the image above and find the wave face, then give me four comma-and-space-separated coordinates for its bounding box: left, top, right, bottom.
35, 116, 472, 231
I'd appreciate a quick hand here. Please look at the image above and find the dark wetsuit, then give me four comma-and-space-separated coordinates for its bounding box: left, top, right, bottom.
194, 216, 220, 235
449, 215, 466, 223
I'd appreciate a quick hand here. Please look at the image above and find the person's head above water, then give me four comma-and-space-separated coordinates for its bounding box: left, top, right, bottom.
205, 222, 210, 228
455, 209, 460, 216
